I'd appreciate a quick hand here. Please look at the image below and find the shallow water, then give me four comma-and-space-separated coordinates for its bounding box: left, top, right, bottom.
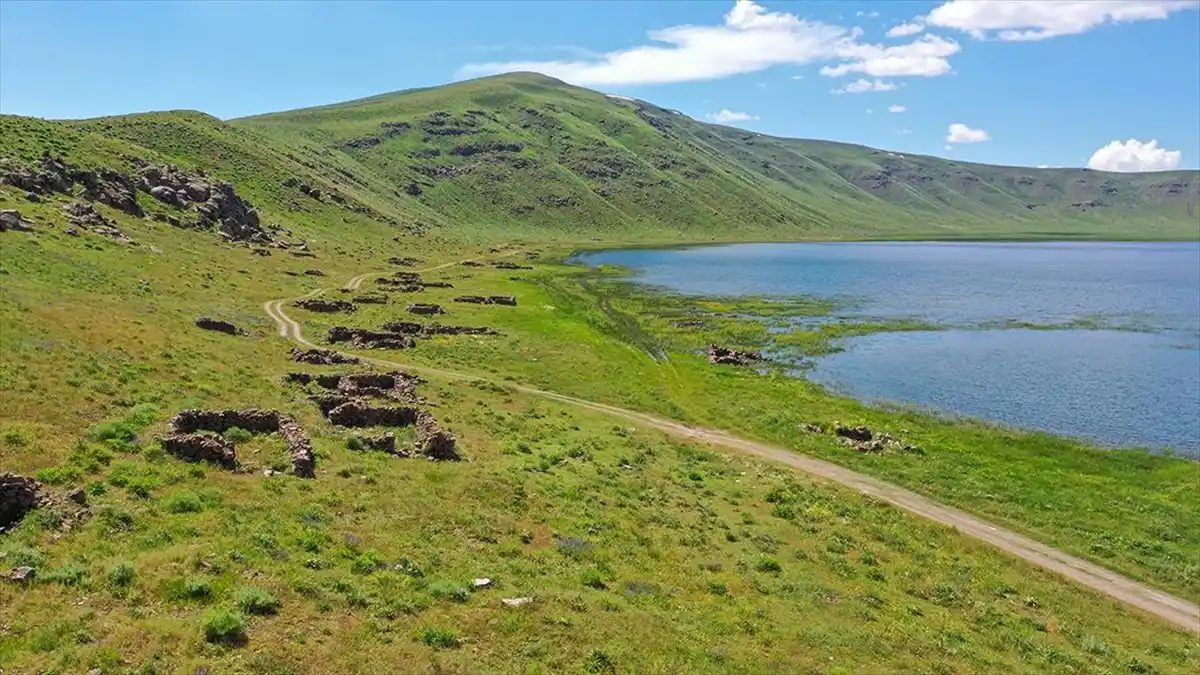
580, 242, 1200, 454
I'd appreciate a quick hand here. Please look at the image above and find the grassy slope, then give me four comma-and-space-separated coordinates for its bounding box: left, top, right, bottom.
236, 72, 1200, 242
0, 76, 1198, 673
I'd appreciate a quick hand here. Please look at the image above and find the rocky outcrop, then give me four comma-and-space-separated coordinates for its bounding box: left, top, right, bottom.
62, 202, 133, 242
707, 345, 762, 366
416, 411, 459, 460
406, 303, 444, 316
1, 155, 142, 216
161, 433, 237, 469
171, 408, 282, 434
136, 162, 271, 243
278, 418, 316, 478
1, 473, 48, 530
290, 347, 360, 365
294, 298, 356, 313
327, 401, 419, 428
194, 317, 248, 336
327, 326, 416, 350
0, 209, 34, 232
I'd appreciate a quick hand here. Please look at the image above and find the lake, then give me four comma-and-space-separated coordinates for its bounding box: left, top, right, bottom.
579, 242, 1200, 454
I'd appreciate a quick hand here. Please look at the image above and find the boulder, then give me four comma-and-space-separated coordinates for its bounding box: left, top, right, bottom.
1, 473, 47, 530
149, 185, 181, 205
2, 566, 36, 583
0, 209, 34, 232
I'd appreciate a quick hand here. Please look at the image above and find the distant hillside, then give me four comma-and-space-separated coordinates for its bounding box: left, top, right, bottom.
3, 72, 1197, 242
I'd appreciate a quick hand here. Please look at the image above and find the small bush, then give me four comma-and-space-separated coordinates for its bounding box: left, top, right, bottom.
421, 627, 460, 649
707, 582, 728, 596
350, 551, 384, 574
581, 569, 607, 590
44, 561, 90, 587
234, 587, 281, 615
583, 649, 617, 674
93, 421, 138, 444
201, 608, 246, 644
428, 580, 470, 603
1, 543, 45, 567
36, 466, 82, 485
345, 436, 364, 451
223, 427, 253, 444
106, 562, 136, 591
755, 557, 782, 573
167, 575, 212, 601
164, 491, 204, 514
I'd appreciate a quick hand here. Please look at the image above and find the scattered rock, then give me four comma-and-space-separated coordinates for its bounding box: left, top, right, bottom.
375, 278, 424, 291
2, 566, 36, 583
194, 317, 248, 336
833, 423, 921, 454
67, 488, 87, 506
834, 424, 872, 443
674, 319, 706, 328
421, 281, 454, 289
707, 344, 762, 366
62, 202, 133, 242
161, 432, 237, 469
304, 269, 326, 277
290, 347, 360, 365
294, 298, 356, 313
388, 256, 422, 267
501, 597, 533, 608
462, 261, 484, 267
0, 209, 34, 232
383, 321, 498, 336
802, 423, 825, 434
406, 303, 444, 316
327, 326, 415, 350
473, 578, 493, 588
489, 295, 517, 306
491, 261, 533, 270
278, 418, 316, 478
352, 293, 389, 304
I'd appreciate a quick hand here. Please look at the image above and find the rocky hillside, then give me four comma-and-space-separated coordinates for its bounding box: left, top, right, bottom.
2, 72, 1197, 243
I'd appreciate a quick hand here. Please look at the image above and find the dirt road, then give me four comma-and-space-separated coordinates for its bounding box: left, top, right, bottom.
263, 261, 1200, 633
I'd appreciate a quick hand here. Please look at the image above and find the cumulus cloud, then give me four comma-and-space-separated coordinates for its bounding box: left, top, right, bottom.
707, 109, 760, 123
457, 1, 958, 85
1087, 139, 1183, 172
889, 104, 906, 112
819, 34, 960, 77
898, 128, 913, 134
887, 21, 925, 37
925, 0, 1199, 42
834, 78, 898, 93
946, 123, 990, 143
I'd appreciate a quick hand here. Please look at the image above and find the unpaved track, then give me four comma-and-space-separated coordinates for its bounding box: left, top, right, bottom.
263, 259, 1200, 633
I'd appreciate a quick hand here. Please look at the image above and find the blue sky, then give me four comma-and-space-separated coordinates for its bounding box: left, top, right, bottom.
1, 0, 1197, 171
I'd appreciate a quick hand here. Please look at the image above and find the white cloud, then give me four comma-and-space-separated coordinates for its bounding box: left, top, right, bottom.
834, 78, 898, 93
946, 123, 990, 143
889, 104, 906, 113
458, 1, 958, 85
898, 128, 913, 134
887, 21, 925, 37
856, 11, 880, 18
1087, 139, 1183, 172
925, 1, 1199, 42
820, 34, 960, 77
791, 74, 804, 80
944, 144, 953, 151
707, 109, 760, 123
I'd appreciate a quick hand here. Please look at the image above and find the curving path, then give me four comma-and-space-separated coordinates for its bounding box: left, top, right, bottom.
263, 258, 1200, 633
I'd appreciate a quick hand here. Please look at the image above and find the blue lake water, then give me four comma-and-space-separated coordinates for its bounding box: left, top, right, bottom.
579, 242, 1200, 454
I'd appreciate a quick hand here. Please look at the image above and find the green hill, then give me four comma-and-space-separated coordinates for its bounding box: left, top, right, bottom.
4, 72, 1197, 243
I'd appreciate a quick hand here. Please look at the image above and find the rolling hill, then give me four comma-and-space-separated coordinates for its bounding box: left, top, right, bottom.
3, 72, 1197, 243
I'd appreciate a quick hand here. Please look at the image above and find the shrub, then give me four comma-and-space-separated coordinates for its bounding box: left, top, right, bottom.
164, 491, 204, 514
201, 608, 246, 644
106, 562, 136, 591
707, 582, 728, 596
93, 421, 138, 444
581, 569, 607, 590
0, 543, 45, 568
44, 561, 90, 587
36, 466, 82, 485
167, 575, 212, 601
755, 557, 782, 573
583, 650, 617, 674
350, 551, 384, 574
223, 427, 253, 444
428, 580, 470, 603
345, 436, 364, 451
421, 627, 460, 649
234, 587, 281, 615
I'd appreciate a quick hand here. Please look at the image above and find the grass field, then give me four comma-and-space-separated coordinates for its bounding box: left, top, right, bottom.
2, 73, 1198, 674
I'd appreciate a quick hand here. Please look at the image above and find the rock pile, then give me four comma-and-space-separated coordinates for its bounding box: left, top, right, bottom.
161, 433, 237, 469
278, 419, 316, 478
453, 295, 518, 306
375, 278, 423, 292
382, 321, 498, 336
358, 431, 401, 455
294, 298, 356, 313
62, 202, 133, 242
406, 303, 444, 316
492, 261, 533, 270
138, 163, 269, 243
707, 345, 762, 366
416, 411, 459, 460
194, 317, 248, 336
833, 423, 921, 454
290, 347, 360, 365
352, 293, 389, 304
171, 408, 282, 434
327, 326, 415, 350
388, 256, 422, 266
1, 473, 48, 531
328, 401, 419, 428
